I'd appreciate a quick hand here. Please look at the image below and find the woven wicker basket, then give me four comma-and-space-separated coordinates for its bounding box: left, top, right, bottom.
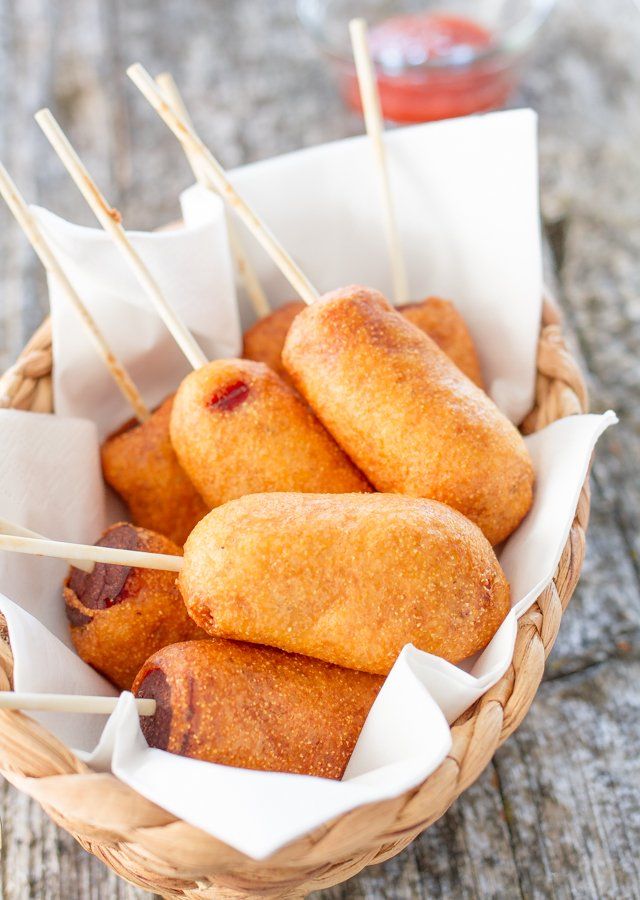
0, 298, 588, 899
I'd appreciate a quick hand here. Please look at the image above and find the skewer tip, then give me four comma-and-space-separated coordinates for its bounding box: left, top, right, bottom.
127, 64, 179, 125
156, 70, 172, 86
127, 63, 152, 88
34, 108, 62, 143
34, 107, 52, 124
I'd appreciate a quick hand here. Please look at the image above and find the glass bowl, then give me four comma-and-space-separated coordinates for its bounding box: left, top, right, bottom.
298, 0, 557, 122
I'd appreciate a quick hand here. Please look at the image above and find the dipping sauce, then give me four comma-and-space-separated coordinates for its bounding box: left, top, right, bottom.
341, 12, 516, 122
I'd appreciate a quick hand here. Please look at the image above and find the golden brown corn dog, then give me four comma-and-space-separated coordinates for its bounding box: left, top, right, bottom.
243, 296, 484, 387
179, 493, 511, 673
65, 523, 205, 690
399, 297, 484, 387
170, 359, 371, 508
283, 286, 533, 545
101, 396, 208, 546
133, 639, 383, 778
242, 300, 304, 386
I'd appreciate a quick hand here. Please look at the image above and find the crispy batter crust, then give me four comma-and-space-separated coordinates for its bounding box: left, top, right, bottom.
282, 286, 533, 545
133, 638, 382, 779
179, 493, 511, 673
64, 523, 204, 690
243, 297, 484, 387
169, 358, 371, 509
242, 300, 305, 386
399, 297, 484, 387
101, 396, 209, 546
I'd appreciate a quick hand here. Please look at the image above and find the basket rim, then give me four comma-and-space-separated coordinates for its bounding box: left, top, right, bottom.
0, 295, 590, 897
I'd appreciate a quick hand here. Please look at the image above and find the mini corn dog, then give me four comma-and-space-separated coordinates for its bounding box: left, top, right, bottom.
179, 492, 511, 673
242, 301, 305, 386
243, 297, 484, 387
170, 359, 371, 508
65, 523, 204, 689
283, 286, 533, 545
101, 396, 208, 546
133, 638, 383, 778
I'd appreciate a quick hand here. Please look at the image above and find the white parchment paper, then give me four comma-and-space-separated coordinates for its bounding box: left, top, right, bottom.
0, 109, 616, 859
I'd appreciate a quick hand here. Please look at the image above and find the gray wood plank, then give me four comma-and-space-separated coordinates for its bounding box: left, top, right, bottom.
0, 776, 154, 900
544, 476, 640, 681
317, 759, 523, 900
491, 658, 640, 900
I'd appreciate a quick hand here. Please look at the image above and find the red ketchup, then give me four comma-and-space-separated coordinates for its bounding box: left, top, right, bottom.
207, 380, 250, 412
342, 13, 515, 122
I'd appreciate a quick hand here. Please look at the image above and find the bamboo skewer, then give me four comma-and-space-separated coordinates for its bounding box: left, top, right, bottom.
0, 517, 94, 573
34, 109, 209, 371
0, 692, 155, 716
156, 72, 272, 320
0, 527, 174, 717
349, 18, 409, 307
155, 73, 204, 180
127, 64, 320, 307
0, 533, 183, 572
0, 163, 150, 422
0, 529, 173, 715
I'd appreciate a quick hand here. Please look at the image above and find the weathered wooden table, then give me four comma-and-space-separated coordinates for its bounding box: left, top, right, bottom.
0, 1, 638, 897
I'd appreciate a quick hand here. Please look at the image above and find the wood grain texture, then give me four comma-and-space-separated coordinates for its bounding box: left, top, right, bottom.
0, 0, 638, 897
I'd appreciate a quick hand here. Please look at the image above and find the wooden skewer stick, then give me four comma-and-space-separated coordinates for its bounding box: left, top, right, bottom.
127, 64, 319, 307
0, 517, 93, 573
0, 163, 150, 422
34, 109, 209, 371
0, 692, 155, 716
156, 72, 272, 319
0, 533, 183, 572
349, 19, 409, 307
155, 73, 204, 179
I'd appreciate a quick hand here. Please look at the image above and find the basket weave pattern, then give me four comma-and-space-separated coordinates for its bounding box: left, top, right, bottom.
0, 299, 589, 898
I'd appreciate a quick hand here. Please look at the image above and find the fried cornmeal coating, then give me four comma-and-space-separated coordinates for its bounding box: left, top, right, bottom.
169, 358, 371, 509
282, 286, 533, 545
243, 297, 484, 388
399, 297, 484, 388
179, 493, 511, 674
133, 638, 383, 779
101, 396, 208, 546
242, 300, 304, 386
64, 523, 205, 690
